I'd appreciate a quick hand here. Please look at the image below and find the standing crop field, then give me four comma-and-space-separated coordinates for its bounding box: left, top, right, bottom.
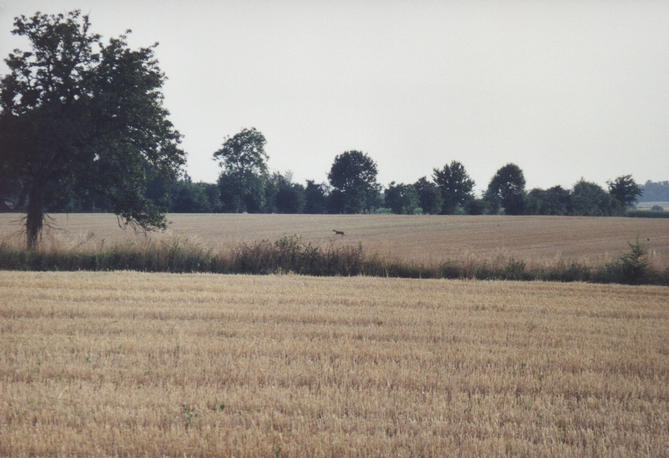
1, 213, 669, 268
1, 271, 667, 456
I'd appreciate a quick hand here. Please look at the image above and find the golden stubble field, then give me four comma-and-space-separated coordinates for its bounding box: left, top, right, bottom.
2, 213, 669, 267
1, 271, 667, 456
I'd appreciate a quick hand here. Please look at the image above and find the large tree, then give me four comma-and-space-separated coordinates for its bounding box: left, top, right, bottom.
608, 175, 642, 208
432, 161, 475, 214
327, 150, 380, 213
0, 11, 184, 249
213, 127, 268, 212
484, 163, 526, 215
571, 179, 621, 216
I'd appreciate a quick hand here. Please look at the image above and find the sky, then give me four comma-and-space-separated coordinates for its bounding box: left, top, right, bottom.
1, 0, 668, 193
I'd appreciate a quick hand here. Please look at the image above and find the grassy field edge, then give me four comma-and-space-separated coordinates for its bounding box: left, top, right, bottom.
1, 235, 667, 286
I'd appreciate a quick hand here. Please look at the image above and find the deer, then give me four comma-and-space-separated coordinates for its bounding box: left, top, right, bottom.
332, 229, 345, 236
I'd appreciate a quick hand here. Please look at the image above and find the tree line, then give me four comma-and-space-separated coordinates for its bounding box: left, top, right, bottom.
4, 124, 645, 217
0, 11, 658, 249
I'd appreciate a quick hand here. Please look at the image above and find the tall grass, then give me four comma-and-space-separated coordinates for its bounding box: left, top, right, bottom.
0, 234, 667, 286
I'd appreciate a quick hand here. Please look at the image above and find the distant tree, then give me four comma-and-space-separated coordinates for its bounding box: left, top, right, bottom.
270, 172, 305, 213
213, 128, 268, 212
608, 175, 642, 208
640, 180, 669, 202
385, 182, 419, 214
525, 186, 571, 215
413, 177, 443, 214
432, 161, 475, 214
327, 150, 381, 213
263, 174, 279, 213
304, 180, 329, 214
170, 176, 211, 213
199, 183, 222, 212
327, 190, 346, 214
570, 179, 621, 216
0, 11, 185, 248
464, 198, 488, 215
484, 163, 526, 215
651, 205, 664, 212
217, 171, 265, 213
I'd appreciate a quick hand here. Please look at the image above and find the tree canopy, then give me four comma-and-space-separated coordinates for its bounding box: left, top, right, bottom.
385, 182, 419, 215
0, 10, 184, 248
432, 161, 475, 214
484, 163, 526, 215
213, 128, 269, 212
327, 150, 380, 213
608, 175, 642, 208
304, 180, 329, 214
525, 186, 571, 215
413, 177, 443, 214
571, 179, 621, 216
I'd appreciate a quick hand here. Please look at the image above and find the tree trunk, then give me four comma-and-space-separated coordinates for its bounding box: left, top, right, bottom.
26, 187, 44, 250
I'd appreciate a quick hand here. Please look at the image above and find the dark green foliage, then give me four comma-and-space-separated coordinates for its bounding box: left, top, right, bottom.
608, 175, 642, 208
384, 182, 419, 214
524, 186, 571, 215
170, 179, 212, 213
326, 190, 346, 214
327, 151, 381, 213
213, 127, 268, 177
413, 177, 442, 214
589, 241, 651, 284
0, 11, 184, 248
464, 198, 488, 215
217, 170, 266, 213
432, 161, 475, 214
484, 164, 526, 215
271, 173, 305, 213
304, 180, 329, 214
213, 128, 269, 213
617, 237, 650, 284
571, 180, 622, 216
199, 182, 223, 212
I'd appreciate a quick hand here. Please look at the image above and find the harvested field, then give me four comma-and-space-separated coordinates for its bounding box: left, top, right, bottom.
1, 271, 667, 456
1, 213, 669, 268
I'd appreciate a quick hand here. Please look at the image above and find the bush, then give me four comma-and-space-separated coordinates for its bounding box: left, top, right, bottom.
617, 237, 650, 284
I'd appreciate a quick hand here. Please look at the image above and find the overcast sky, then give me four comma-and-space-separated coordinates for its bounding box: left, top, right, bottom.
1, 0, 668, 193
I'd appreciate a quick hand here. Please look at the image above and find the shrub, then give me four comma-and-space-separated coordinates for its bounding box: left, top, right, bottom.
618, 237, 650, 284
